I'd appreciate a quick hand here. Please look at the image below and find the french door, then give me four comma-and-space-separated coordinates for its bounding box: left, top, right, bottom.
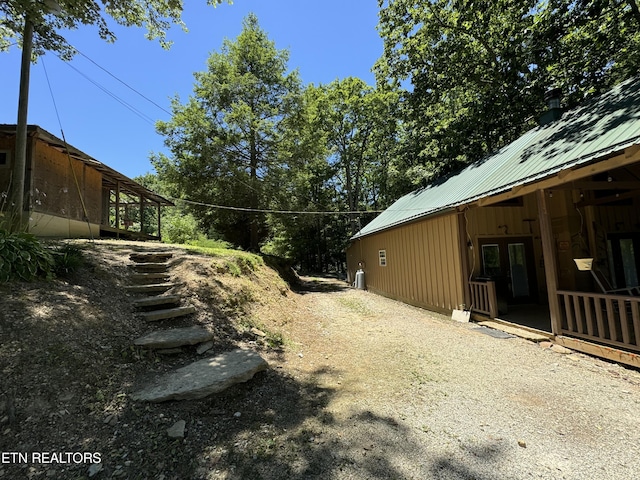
478, 237, 538, 304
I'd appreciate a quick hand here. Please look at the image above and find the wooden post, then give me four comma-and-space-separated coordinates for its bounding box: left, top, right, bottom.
487, 281, 498, 318
139, 195, 145, 235
457, 211, 471, 309
115, 181, 120, 239
537, 189, 563, 335
157, 202, 162, 241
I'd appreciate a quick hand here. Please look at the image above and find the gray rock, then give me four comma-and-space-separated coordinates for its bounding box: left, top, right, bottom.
88, 463, 102, 477
134, 326, 213, 349
131, 348, 268, 402
167, 420, 186, 438
156, 348, 184, 355
250, 327, 267, 337
196, 341, 214, 355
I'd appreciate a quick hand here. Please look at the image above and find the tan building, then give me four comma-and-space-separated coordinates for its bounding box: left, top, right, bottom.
347, 78, 640, 367
0, 125, 172, 239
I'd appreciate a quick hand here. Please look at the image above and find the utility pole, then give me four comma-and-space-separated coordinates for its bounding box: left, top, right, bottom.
11, 15, 34, 232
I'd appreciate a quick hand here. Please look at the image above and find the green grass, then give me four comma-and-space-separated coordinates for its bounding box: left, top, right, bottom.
182, 239, 264, 275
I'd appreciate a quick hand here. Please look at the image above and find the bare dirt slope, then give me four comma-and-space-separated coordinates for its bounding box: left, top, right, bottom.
2, 240, 640, 479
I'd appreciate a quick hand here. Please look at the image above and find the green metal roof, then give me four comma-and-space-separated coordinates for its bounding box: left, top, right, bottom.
353, 76, 640, 239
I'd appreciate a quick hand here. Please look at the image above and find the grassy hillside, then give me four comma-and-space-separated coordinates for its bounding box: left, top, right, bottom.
0, 239, 301, 479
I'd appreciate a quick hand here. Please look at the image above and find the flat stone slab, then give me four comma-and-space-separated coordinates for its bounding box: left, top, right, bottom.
140, 305, 196, 322
131, 273, 171, 284
131, 262, 170, 273
130, 252, 174, 263
134, 326, 213, 349
132, 294, 182, 309
131, 349, 268, 402
125, 283, 177, 294
478, 321, 550, 342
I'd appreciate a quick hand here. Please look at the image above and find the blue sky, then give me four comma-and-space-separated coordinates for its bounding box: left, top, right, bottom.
0, 1, 382, 179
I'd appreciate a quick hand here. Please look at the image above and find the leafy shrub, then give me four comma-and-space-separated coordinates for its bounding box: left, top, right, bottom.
51, 244, 85, 277
0, 229, 54, 282
162, 210, 205, 244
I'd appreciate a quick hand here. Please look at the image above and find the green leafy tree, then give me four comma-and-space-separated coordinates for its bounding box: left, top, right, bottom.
1, 0, 226, 58
307, 78, 399, 234
154, 13, 302, 251
134, 172, 205, 243
376, 0, 640, 183
264, 79, 399, 271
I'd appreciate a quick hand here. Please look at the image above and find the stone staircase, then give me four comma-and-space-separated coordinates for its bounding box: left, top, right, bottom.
126, 250, 267, 403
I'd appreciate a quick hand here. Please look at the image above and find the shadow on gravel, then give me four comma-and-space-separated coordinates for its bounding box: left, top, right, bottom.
430, 441, 512, 480
293, 275, 350, 295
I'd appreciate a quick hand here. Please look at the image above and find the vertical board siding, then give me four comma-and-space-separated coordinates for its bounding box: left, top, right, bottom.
346, 213, 465, 313
33, 140, 102, 225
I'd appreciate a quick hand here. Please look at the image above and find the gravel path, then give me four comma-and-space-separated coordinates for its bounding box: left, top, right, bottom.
277, 278, 640, 480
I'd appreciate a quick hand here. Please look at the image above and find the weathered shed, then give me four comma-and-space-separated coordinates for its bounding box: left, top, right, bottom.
0, 124, 172, 239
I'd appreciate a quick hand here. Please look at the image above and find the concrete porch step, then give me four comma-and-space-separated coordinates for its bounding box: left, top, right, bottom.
133, 326, 213, 349
125, 283, 178, 294
130, 273, 171, 284
130, 262, 170, 273
132, 294, 182, 309
130, 252, 173, 263
140, 305, 196, 322
131, 348, 268, 402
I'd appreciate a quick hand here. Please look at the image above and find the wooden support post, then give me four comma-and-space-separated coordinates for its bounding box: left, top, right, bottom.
139, 195, 145, 235
457, 211, 471, 309
537, 189, 563, 335
157, 202, 162, 241
115, 181, 120, 239
487, 281, 498, 318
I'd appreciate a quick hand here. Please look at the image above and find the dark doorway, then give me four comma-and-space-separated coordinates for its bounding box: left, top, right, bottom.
478, 236, 538, 306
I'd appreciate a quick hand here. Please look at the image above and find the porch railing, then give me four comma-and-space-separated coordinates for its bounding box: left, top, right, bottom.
469, 280, 498, 318
557, 290, 640, 353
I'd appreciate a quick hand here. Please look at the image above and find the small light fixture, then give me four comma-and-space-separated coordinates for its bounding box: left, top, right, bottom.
608, 175, 613, 182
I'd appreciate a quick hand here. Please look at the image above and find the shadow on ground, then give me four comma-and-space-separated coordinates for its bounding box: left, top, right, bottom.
0, 243, 510, 479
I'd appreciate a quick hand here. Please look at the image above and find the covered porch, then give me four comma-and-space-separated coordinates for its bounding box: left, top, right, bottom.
99, 168, 173, 241
465, 146, 640, 366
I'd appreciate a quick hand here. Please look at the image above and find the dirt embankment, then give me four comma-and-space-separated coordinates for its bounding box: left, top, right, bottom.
2, 240, 640, 480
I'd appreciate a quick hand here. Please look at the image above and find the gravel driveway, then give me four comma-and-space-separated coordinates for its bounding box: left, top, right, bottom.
272, 277, 640, 480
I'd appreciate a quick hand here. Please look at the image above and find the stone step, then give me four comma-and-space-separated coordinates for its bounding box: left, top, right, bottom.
131, 348, 268, 402
125, 283, 177, 294
130, 252, 174, 263
134, 326, 213, 349
130, 262, 170, 273
132, 294, 182, 309
140, 305, 196, 322
130, 273, 171, 284
477, 320, 551, 342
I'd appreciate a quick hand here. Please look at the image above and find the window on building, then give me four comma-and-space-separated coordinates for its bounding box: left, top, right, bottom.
378, 250, 387, 267
0, 151, 9, 167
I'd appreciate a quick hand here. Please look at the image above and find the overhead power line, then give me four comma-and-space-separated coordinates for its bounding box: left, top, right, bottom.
172, 197, 385, 215
71, 47, 173, 116
59, 58, 157, 125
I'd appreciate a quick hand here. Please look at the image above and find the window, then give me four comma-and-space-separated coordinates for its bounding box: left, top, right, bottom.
607, 233, 640, 289
378, 250, 387, 267
0, 151, 9, 168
